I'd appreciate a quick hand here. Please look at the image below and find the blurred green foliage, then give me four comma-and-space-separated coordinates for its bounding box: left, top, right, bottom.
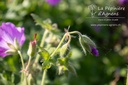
0, 0, 128, 85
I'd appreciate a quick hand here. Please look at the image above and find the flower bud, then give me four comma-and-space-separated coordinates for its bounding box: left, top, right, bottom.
79, 35, 99, 56
82, 35, 96, 47
58, 65, 67, 75
91, 47, 99, 56
60, 43, 68, 57
28, 74, 34, 85
27, 34, 37, 57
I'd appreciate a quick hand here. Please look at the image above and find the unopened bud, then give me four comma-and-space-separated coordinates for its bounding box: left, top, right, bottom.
27, 34, 37, 57
28, 74, 34, 85
60, 43, 68, 57
79, 35, 99, 56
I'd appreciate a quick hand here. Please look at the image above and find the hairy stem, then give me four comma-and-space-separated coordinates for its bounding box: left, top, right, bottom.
126, 66, 128, 85
50, 30, 76, 57
35, 30, 48, 63
18, 50, 25, 69
69, 31, 82, 36
50, 30, 80, 57
50, 34, 66, 57
25, 56, 32, 71
41, 69, 47, 85
18, 50, 28, 85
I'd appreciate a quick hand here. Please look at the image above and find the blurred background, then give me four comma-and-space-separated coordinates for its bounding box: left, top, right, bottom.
0, 0, 128, 85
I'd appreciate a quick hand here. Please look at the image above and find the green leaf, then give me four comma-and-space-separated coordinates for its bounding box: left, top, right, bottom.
68, 62, 77, 76
0, 73, 14, 85
57, 57, 68, 65
38, 48, 50, 61
31, 14, 52, 30
65, 51, 72, 58
31, 14, 43, 26
42, 61, 51, 69
41, 19, 52, 30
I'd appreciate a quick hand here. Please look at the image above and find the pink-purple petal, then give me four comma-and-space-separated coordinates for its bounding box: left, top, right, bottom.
0, 47, 8, 57
0, 28, 14, 44
91, 47, 99, 56
46, 0, 61, 6
0, 37, 10, 49
19, 31, 26, 46
118, 0, 128, 4
1, 22, 25, 46
0, 22, 26, 57
16, 27, 26, 46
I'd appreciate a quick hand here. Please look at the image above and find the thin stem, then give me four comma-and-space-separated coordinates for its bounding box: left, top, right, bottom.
35, 30, 48, 63
126, 65, 128, 85
50, 34, 66, 57
69, 31, 82, 36
50, 30, 76, 57
18, 50, 25, 69
18, 50, 27, 85
40, 30, 49, 47
25, 56, 31, 71
41, 69, 47, 85
67, 33, 71, 45
22, 76, 28, 85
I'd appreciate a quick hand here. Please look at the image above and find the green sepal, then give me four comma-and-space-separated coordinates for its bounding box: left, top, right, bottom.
82, 35, 96, 47
58, 65, 68, 75
38, 49, 50, 61
42, 61, 51, 70
57, 57, 68, 65
60, 43, 68, 57
79, 34, 96, 55
65, 51, 72, 58
57, 57, 69, 75
79, 36, 87, 55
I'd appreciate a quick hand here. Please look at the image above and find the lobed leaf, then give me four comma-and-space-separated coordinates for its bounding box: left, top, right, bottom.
38, 48, 50, 61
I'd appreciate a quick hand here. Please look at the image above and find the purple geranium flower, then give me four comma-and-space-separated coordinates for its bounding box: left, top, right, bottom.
118, 0, 128, 4
45, 0, 61, 6
91, 47, 99, 56
0, 22, 26, 57
93, 25, 101, 32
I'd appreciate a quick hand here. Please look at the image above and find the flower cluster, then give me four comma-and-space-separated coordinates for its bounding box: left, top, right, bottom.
0, 20, 99, 85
